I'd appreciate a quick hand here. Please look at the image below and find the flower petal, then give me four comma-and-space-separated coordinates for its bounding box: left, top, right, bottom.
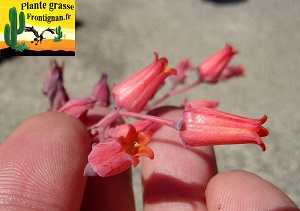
183, 106, 267, 131
180, 125, 266, 151
88, 139, 136, 177
138, 130, 153, 145
135, 146, 154, 159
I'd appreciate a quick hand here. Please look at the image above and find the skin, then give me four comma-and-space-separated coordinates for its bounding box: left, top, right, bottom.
0, 109, 298, 211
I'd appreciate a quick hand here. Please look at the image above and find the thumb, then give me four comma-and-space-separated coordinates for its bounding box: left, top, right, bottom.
0, 112, 90, 210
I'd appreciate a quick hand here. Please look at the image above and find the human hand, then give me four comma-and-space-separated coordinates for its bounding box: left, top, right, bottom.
0, 110, 298, 210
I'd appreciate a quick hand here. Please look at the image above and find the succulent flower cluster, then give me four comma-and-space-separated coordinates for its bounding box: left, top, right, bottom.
43, 44, 268, 177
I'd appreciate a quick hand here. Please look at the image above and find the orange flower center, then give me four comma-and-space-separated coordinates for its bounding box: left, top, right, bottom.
125, 141, 140, 155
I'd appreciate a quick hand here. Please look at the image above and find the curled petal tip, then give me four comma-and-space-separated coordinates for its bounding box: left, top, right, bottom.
253, 132, 267, 151
260, 115, 268, 124
166, 68, 177, 75
153, 52, 159, 62
259, 141, 266, 152
257, 126, 269, 137
225, 43, 238, 54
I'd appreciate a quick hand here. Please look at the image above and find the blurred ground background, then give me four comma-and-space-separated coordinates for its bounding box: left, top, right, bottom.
1, 0, 299, 209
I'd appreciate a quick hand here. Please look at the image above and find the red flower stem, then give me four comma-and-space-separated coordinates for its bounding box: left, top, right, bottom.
91, 109, 121, 141
147, 79, 201, 110
169, 79, 202, 96
118, 109, 178, 130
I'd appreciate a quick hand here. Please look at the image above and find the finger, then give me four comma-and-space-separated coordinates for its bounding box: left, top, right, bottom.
142, 107, 217, 210
206, 170, 299, 210
81, 107, 135, 211
0, 112, 90, 210
80, 169, 135, 211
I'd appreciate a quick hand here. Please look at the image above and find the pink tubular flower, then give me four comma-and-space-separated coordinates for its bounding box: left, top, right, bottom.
50, 82, 69, 111
42, 60, 63, 96
87, 124, 154, 177
107, 120, 159, 137
171, 59, 190, 85
42, 60, 69, 111
178, 106, 269, 151
112, 53, 177, 112
198, 44, 237, 83
219, 65, 245, 81
91, 73, 110, 107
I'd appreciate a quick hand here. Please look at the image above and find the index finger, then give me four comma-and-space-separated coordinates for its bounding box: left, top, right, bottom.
141, 107, 217, 210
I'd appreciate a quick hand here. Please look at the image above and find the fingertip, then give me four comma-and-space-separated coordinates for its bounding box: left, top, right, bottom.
142, 108, 217, 210
206, 170, 298, 210
0, 112, 90, 210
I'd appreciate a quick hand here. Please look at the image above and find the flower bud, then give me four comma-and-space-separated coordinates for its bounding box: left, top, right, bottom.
178, 106, 269, 151
219, 65, 245, 81
91, 73, 110, 107
171, 59, 190, 85
198, 44, 237, 83
42, 60, 69, 111
112, 53, 177, 112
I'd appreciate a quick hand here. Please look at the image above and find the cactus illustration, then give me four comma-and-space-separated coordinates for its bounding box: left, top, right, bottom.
53, 26, 63, 42
4, 7, 25, 49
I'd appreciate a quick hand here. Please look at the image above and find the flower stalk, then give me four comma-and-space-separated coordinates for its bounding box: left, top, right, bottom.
43, 44, 270, 177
